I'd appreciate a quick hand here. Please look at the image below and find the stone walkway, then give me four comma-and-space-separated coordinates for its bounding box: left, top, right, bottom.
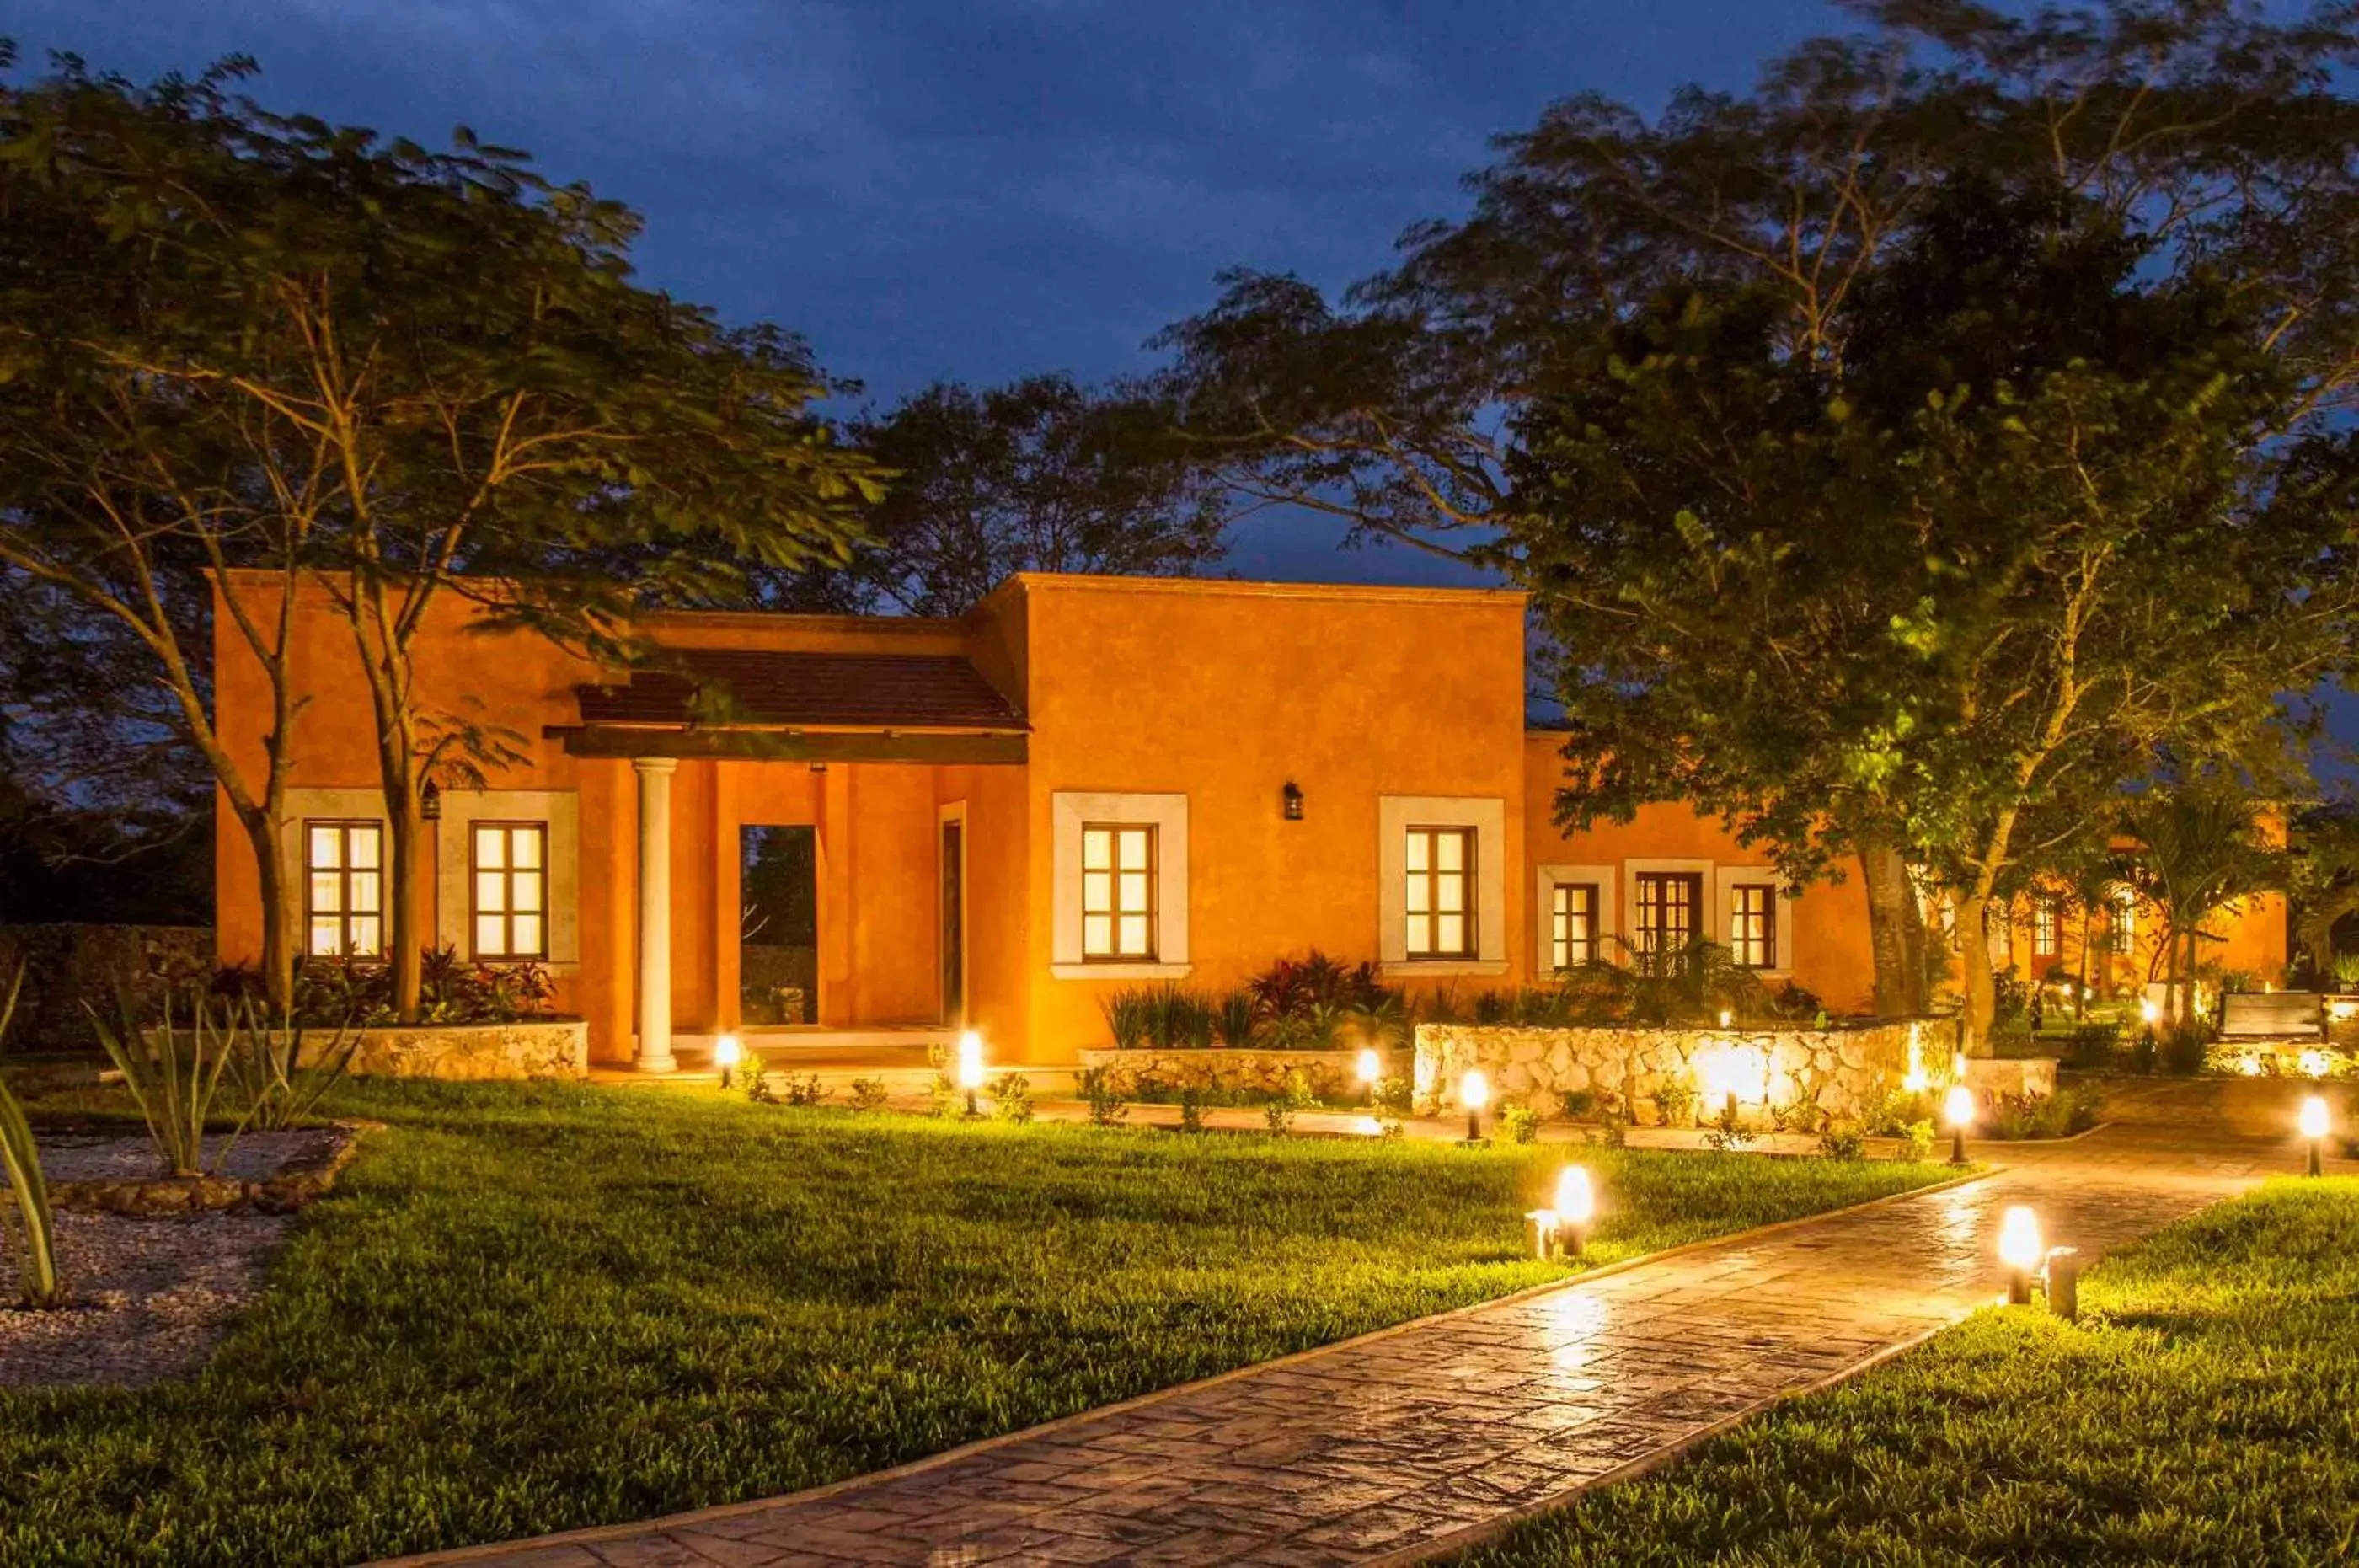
390, 1083, 2315, 1568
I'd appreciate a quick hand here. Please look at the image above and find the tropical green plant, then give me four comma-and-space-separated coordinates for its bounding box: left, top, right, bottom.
1156, 987, 1217, 1052
1500, 1104, 1541, 1145
1244, 951, 1393, 1019
1372, 1075, 1415, 1118
2120, 784, 2280, 1030
1213, 991, 1258, 1050
990, 1072, 1035, 1125
1079, 1067, 1127, 1127
1101, 988, 1155, 1050
1898, 1121, 1937, 1163
1650, 1081, 1698, 1130
87, 989, 241, 1178
0, 965, 66, 1308
778, 1074, 826, 1108
1176, 1087, 1206, 1134
223, 999, 361, 1132
846, 1078, 891, 1112
2335, 954, 2359, 992
1817, 1126, 1867, 1161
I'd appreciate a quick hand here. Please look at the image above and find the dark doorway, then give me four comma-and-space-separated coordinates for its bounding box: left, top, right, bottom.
741, 825, 817, 1025
941, 817, 966, 1026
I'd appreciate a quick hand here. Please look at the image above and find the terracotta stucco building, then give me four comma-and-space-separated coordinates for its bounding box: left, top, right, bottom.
212, 570, 2280, 1067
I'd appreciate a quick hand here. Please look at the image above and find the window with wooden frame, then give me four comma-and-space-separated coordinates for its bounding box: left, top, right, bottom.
470, 821, 548, 961
1549, 881, 1599, 971
2033, 898, 2061, 957
1634, 871, 1703, 955
1404, 826, 1477, 959
1080, 823, 1157, 961
1728, 883, 1778, 969
305, 820, 384, 959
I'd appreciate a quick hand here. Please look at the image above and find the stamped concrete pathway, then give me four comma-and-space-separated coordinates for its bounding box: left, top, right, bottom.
394, 1081, 2315, 1568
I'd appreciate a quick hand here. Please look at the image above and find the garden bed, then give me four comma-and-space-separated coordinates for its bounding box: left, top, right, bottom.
1074, 1045, 1377, 1100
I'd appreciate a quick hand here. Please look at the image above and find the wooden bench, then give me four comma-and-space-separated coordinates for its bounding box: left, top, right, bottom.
2219, 991, 2324, 1040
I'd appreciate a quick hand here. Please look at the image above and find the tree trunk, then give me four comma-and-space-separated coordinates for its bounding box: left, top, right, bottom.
1957, 891, 1998, 1055
239, 806, 295, 1012
1859, 838, 1927, 1016
388, 788, 426, 1021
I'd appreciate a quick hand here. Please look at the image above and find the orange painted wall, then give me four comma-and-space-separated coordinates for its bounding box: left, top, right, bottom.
1521, 734, 1879, 1015
1002, 576, 1531, 1060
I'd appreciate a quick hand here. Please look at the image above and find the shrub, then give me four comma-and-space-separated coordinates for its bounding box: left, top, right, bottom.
1100, 989, 1154, 1050
746, 1064, 779, 1105
1817, 1125, 1867, 1160
1861, 1084, 1934, 1137
846, 1077, 891, 1111
2158, 1019, 2212, 1076
1261, 1093, 1297, 1135
778, 1073, 826, 1108
1079, 1066, 1127, 1127
1771, 1099, 1827, 1135
926, 1070, 961, 1117
88, 989, 241, 1178
1213, 991, 1258, 1050
1650, 1081, 1698, 1129
1704, 1097, 1757, 1152
1177, 1087, 1205, 1134
218, 947, 556, 1028
1899, 1119, 1936, 1162
1245, 950, 1392, 1019
990, 1073, 1035, 1124
0, 966, 66, 1308
1559, 1087, 1599, 1121
1983, 1085, 2105, 1140
1372, 1074, 1415, 1117
1500, 1104, 1541, 1144
2062, 1021, 2121, 1070
2126, 1031, 2159, 1075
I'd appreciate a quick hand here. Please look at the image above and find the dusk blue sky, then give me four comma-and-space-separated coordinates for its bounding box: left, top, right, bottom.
8, 0, 1854, 584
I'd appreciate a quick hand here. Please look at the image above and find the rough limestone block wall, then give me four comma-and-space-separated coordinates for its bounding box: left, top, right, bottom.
1414, 1019, 1941, 1125
1075, 1047, 1369, 1101
304, 1020, 589, 1080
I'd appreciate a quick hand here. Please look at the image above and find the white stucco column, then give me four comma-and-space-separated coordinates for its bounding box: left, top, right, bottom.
634, 757, 678, 1073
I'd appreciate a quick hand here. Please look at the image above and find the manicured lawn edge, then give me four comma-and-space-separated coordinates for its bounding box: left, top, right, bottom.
376, 1161, 1989, 1566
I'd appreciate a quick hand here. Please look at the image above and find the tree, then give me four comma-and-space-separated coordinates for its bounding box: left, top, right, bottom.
2119, 784, 2280, 1028
0, 52, 885, 1019
1154, 1, 2359, 1038
853, 376, 1225, 617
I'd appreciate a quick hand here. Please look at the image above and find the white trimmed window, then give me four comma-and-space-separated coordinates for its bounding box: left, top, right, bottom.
1081, 823, 1158, 961
1728, 882, 1778, 969
1404, 826, 1477, 959
306, 820, 384, 958
1634, 871, 1702, 955
471, 821, 548, 961
2034, 898, 2060, 957
1550, 881, 1601, 971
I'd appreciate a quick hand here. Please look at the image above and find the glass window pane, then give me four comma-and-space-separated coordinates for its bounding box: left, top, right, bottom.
308, 827, 341, 869
1118, 829, 1149, 871
513, 872, 543, 913
1119, 914, 1149, 955
511, 915, 543, 956
1438, 914, 1465, 954
348, 916, 382, 956
475, 914, 506, 955
349, 872, 380, 916
1405, 832, 1428, 872
1437, 875, 1463, 913
1405, 875, 1429, 912
349, 827, 380, 870
309, 917, 342, 954
474, 827, 505, 869
1118, 871, 1149, 914
1406, 913, 1431, 954
1436, 832, 1464, 871
511, 829, 542, 870
1082, 829, 1110, 871
1082, 870, 1110, 914
475, 871, 506, 913
309, 872, 342, 913
1083, 914, 1112, 955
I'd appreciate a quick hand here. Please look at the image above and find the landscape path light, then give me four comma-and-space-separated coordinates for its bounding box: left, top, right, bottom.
1356, 1047, 1382, 1107
957, 1029, 985, 1118
1944, 1084, 1975, 1166
1555, 1164, 1595, 1258
714, 1033, 742, 1090
1461, 1068, 1490, 1143
2300, 1094, 2330, 1177
1998, 1205, 2044, 1306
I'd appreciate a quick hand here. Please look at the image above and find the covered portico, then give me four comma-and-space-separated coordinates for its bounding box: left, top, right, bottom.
552, 648, 1026, 1072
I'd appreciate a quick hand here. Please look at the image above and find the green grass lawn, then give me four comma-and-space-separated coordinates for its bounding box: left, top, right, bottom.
0, 1078, 1953, 1565
1458, 1177, 2359, 1567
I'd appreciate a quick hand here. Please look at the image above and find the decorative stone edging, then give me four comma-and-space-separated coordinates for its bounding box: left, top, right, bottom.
50, 1122, 370, 1216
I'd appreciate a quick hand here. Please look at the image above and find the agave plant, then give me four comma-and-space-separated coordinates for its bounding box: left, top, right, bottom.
1214, 991, 1259, 1050
0, 965, 66, 1308
87, 988, 243, 1179
1100, 988, 1155, 1051
224, 998, 361, 1132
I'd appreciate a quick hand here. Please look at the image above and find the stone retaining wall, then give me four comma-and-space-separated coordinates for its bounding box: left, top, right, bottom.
156, 1019, 589, 1080
1415, 1018, 1953, 1126
1074, 1047, 1378, 1101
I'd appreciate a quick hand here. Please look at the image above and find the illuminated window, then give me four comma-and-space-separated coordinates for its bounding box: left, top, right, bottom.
2112, 889, 2137, 954
1405, 827, 1476, 959
1729, 883, 1778, 969
1634, 871, 1702, 955
1081, 824, 1157, 960
2034, 898, 2060, 957
305, 820, 383, 958
1550, 882, 1600, 971
470, 821, 548, 961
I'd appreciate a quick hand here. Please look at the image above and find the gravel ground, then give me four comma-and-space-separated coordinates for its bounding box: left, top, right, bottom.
0, 1129, 341, 1389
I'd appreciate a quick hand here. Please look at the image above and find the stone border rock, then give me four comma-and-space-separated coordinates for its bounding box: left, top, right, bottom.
49, 1122, 368, 1216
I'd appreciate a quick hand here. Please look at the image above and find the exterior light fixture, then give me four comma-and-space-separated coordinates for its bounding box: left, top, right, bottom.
1460, 1068, 1490, 1143
1356, 1046, 1381, 1106
957, 1029, 985, 1118
1555, 1165, 1595, 1256
1998, 1205, 2044, 1305
714, 1032, 742, 1089
2300, 1094, 2330, 1177
1717, 1008, 1732, 1030
2139, 997, 2161, 1027
1944, 1084, 1975, 1165
1282, 781, 1304, 821
420, 777, 442, 821
1951, 1050, 1967, 1084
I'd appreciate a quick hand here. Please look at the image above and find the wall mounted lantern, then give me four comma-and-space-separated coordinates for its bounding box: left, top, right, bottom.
420, 777, 442, 821
1282, 781, 1304, 821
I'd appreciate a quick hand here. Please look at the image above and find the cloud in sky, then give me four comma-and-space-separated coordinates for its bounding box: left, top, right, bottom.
8, 0, 1847, 580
